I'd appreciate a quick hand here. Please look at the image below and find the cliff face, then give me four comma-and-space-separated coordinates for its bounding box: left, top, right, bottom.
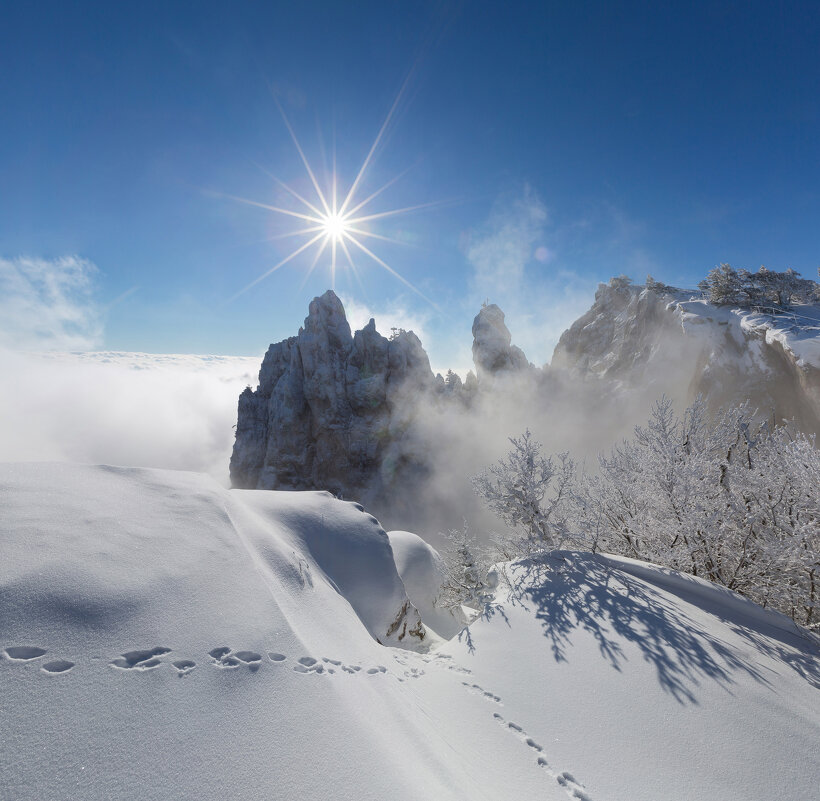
551, 278, 820, 434
230, 292, 530, 509
230, 291, 435, 499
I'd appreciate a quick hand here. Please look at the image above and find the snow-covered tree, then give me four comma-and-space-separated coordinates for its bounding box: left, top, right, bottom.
436, 523, 493, 613
476, 401, 819, 628
699, 263, 743, 305
576, 398, 819, 627
472, 430, 576, 552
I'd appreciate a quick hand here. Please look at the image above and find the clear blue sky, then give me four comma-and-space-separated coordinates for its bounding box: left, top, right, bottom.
2, 1, 818, 368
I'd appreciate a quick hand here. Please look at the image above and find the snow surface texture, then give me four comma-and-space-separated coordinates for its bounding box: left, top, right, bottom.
388, 529, 467, 638
2, 463, 818, 801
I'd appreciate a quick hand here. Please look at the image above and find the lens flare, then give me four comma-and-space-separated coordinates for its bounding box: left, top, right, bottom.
227, 88, 445, 310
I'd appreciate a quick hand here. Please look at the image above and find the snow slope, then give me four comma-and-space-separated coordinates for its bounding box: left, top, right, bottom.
2, 464, 818, 801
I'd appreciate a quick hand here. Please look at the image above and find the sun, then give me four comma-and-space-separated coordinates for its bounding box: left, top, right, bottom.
224, 86, 446, 309
323, 213, 348, 242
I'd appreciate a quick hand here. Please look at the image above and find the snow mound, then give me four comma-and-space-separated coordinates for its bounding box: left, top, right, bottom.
441, 550, 820, 801
2, 465, 818, 801
388, 530, 466, 638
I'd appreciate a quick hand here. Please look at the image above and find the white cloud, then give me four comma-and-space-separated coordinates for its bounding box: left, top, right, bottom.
0, 256, 103, 350
0, 350, 260, 485
464, 188, 595, 366
465, 185, 548, 298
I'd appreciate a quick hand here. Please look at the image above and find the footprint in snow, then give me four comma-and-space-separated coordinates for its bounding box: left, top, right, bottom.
268, 652, 287, 663
293, 656, 324, 674
209, 647, 261, 671
4, 646, 48, 661
111, 647, 171, 671
491, 712, 593, 800
462, 682, 501, 704
172, 660, 197, 676
42, 660, 75, 675
366, 666, 387, 675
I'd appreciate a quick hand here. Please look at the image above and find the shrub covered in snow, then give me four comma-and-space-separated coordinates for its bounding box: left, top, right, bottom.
474, 399, 820, 628
698, 264, 818, 309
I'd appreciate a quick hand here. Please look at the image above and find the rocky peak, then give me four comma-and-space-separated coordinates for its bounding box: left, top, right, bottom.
471, 303, 528, 381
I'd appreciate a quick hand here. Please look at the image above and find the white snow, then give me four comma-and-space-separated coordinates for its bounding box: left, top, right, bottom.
1, 463, 818, 800
674, 298, 820, 370
388, 529, 467, 638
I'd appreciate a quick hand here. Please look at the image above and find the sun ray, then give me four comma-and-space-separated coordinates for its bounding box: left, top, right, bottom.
342, 162, 416, 219
346, 198, 455, 225
264, 225, 326, 242
330, 235, 338, 290
344, 226, 413, 247
252, 162, 326, 218
338, 69, 414, 217
223, 193, 323, 224
272, 95, 332, 216
343, 232, 439, 311
298, 234, 331, 291
229, 231, 327, 302
337, 235, 368, 298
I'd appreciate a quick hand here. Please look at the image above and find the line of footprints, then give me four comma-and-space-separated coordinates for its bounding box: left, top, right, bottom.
3, 645, 593, 799
1, 644, 399, 679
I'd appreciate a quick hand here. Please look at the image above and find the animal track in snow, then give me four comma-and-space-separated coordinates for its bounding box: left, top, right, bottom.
366, 665, 387, 675
42, 660, 74, 674
462, 682, 501, 704
4, 646, 47, 661
293, 656, 324, 674
491, 711, 593, 801
111, 647, 171, 671
209, 647, 260, 671
172, 660, 196, 676
268, 652, 287, 663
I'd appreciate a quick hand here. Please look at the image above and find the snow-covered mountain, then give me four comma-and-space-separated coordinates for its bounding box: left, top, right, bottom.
230, 282, 820, 534
2, 464, 818, 800
552, 278, 820, 433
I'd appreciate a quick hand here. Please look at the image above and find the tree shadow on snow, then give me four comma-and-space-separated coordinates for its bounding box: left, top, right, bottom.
504, 551, 810, 705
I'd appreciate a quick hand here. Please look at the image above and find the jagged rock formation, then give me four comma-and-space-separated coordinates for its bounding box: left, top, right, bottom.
552, 277, 820, 434
232, 281, 820, 519
230, 291, 435, 500
471, 303, 529, 381
231, 291, 535, 506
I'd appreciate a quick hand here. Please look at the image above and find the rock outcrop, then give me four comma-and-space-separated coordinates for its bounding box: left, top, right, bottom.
471, 303, 529, 381
230, 291, 436, 501
551, 277, 820, 434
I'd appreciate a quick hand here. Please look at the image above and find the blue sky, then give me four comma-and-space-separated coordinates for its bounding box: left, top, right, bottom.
1, 1, 818, 370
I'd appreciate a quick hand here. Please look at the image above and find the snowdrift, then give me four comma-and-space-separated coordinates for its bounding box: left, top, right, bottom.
1, 464, 818, 801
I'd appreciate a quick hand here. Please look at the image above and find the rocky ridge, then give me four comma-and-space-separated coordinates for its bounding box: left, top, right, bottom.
232, 281, 820, 512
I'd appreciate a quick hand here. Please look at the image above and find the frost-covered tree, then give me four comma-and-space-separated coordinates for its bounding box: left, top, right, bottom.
472, 430, 575, 551
699, 263, 743, 305
574, 398, 819, 627
476, 401, 819, 628
436, 523, 493, 613
700, 264, 818, 309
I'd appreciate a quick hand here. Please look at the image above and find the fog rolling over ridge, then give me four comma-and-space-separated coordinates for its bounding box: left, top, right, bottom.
231, 279, 820, 541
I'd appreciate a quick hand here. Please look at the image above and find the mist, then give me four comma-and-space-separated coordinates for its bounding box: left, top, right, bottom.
0, 349, 259, 485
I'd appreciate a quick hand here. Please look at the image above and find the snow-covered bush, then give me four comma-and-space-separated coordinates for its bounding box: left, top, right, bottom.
472, 429, 576, 552
436, 523, 494, 613
475, 400, 819, 628
699, 264, 818, 309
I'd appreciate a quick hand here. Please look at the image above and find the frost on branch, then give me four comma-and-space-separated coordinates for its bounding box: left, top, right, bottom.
476, 400, 819, 628
436, 522, 494, 614
471, 429, 576, 552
